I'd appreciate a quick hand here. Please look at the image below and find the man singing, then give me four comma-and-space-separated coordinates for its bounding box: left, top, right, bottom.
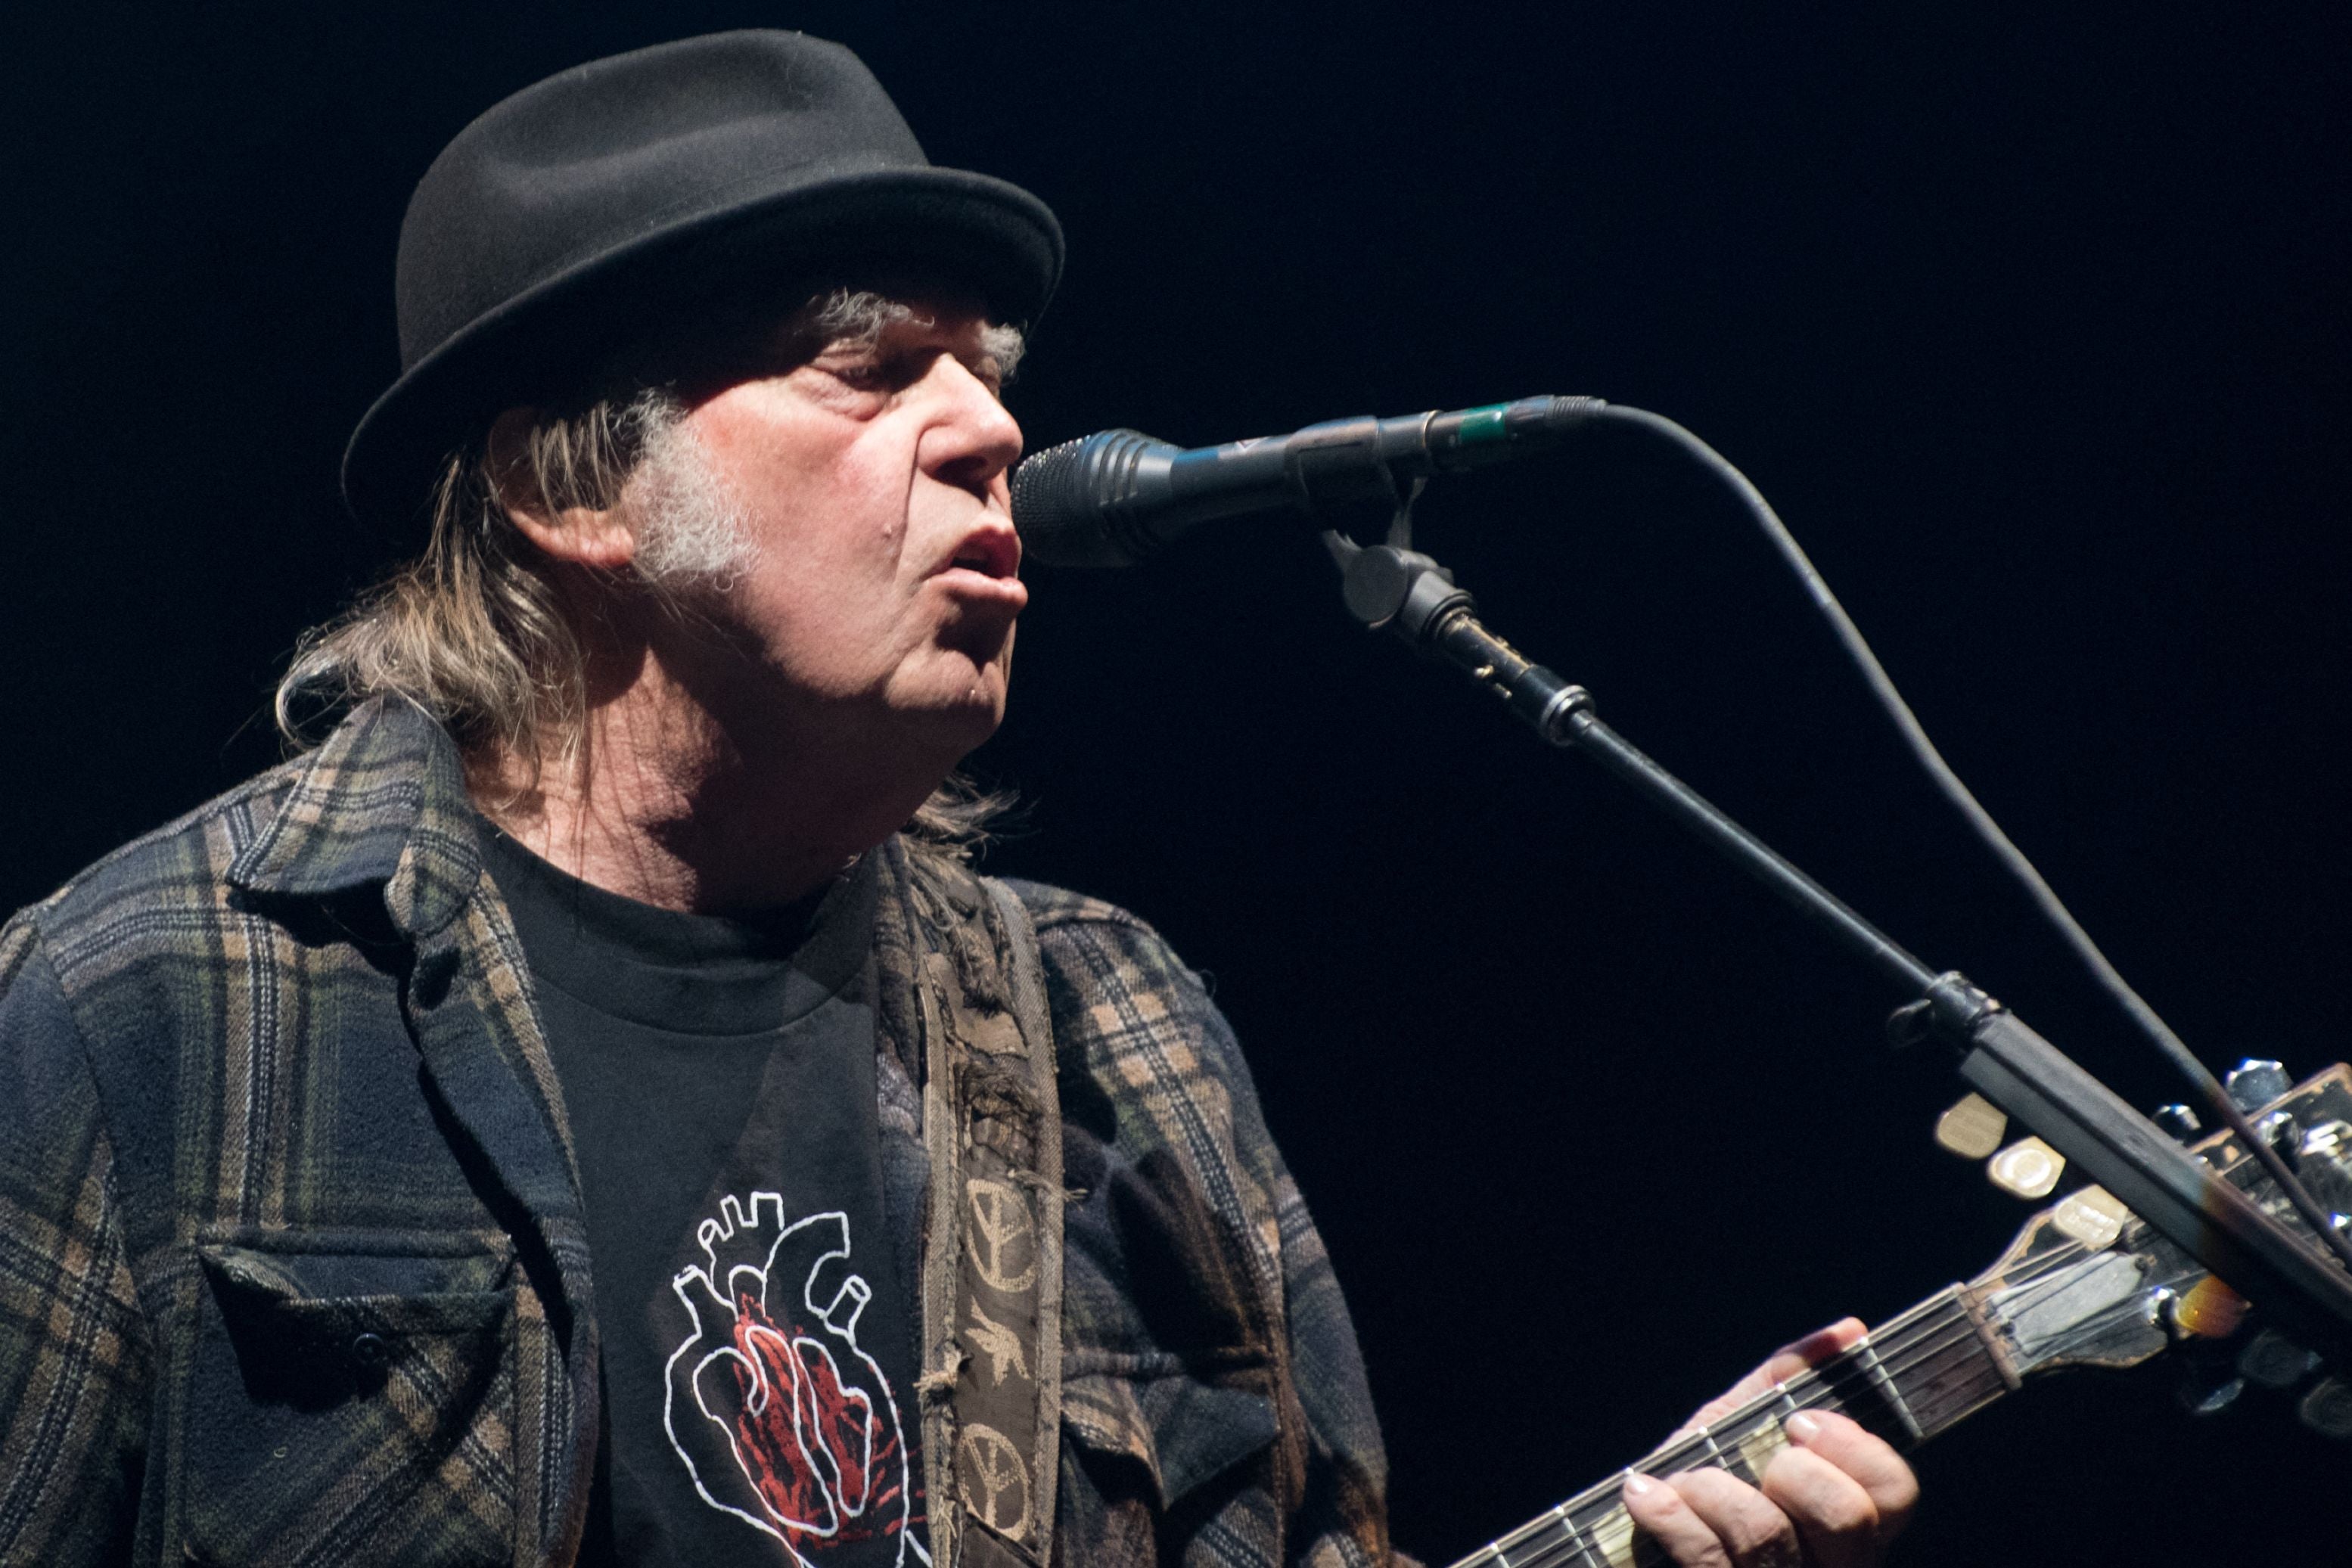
0, 31, 1915, 1567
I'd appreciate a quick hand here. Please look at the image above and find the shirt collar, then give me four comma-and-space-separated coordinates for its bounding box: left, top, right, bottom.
225, 697, 484, 938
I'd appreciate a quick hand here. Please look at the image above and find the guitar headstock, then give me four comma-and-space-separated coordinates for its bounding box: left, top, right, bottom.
1949, 1062, 2352, 1428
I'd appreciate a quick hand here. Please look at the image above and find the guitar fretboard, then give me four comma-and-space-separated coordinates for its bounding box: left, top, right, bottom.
1446, 1287, 2014, 1568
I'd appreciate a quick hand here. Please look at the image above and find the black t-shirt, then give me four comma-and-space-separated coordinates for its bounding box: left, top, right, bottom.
480, 828, 928, 1568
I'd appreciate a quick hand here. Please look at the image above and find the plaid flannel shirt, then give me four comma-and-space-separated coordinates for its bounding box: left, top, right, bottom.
0, 698, 1393, 1566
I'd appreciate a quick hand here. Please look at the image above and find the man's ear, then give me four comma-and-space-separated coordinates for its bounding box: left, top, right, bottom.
486, 406, 640, 570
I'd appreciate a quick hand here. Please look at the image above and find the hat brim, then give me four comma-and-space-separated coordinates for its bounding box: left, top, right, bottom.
340, 163, 1062, 529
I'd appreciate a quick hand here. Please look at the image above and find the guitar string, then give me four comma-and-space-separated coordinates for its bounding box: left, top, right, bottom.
1478, 1157, 2295, 1565
1474, 1318, 1999, 1568
1468, 1316, 2003, 1560
1489, 1368, 1998, 1568
1474, 1206, 2246, 1567
1485, 1336, 2054, 1568
1503, 1341, 2005, 1568
1470, 1084, 2302, 1563
1490, 1326, 2012, 1568
1472, 1260, 2120, 1568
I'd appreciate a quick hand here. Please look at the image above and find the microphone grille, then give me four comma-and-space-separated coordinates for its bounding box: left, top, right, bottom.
1011, 429, 1166, 568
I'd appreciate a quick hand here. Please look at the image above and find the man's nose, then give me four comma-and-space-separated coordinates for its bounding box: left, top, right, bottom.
919, 357, 1024, 495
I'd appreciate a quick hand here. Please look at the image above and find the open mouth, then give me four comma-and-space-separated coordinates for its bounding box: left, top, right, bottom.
946, 528, 1021, 579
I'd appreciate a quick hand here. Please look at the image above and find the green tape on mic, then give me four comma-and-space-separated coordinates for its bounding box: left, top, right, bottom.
1456, 405, 1512, 444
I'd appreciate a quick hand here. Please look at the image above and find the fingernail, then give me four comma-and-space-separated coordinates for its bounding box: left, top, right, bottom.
1623, 1473, 1655, 1498
1785, 1411, 1822, 1444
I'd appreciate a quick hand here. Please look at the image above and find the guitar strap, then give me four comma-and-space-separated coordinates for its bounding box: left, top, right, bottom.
900, 855, 1065, 1568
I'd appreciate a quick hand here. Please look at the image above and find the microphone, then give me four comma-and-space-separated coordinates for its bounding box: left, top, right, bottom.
1009, 396, 1605, 567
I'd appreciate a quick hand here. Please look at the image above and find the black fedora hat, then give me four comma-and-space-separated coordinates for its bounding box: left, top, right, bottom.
341, 30, 1063, 528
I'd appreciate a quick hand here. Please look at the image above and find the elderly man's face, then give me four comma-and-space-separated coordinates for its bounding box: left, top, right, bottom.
645, 297, 1027, 756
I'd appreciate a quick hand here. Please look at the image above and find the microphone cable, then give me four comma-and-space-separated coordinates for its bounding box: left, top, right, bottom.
1592, 402, 2352, 1276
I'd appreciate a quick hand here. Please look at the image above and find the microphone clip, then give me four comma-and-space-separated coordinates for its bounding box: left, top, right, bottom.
1325, 457, 1460, 638
1336, 543, 1472, 642
1285, 415, 1415, 539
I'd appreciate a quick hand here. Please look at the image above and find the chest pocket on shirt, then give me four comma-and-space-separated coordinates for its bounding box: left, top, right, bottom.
179, 1232, 519, 1568
1059, 1358, 1281, 1512
1050, 1144, 1293, 1535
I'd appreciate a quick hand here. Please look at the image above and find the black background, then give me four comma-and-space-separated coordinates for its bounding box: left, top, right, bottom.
6, 2, 2348, 1561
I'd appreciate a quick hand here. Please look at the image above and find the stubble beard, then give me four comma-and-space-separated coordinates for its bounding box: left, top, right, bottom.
626, 395, 757, 590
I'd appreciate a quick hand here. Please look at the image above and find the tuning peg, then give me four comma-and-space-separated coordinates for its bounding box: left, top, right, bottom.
1934, 1093, 2008, 1159
2176, 1369, 2246, 1417
1987, 1136, 2065, 1199
2298, 1377, 2352, 1440
2226, 1059, 2291, 1114
2052, 1185, 2130, 1250
2237, 1327, 2321, 1390
2149, 1104, 2201, 1141
2300, 1119, 2352, 1163
2259, 1110, 2304, 1169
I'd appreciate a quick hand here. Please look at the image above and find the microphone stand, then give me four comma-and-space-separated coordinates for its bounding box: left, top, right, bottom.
1323, 518, 2352, 1368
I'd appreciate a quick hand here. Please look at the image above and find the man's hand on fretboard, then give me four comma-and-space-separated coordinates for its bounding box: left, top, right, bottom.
1619, 1318, 1922, 1567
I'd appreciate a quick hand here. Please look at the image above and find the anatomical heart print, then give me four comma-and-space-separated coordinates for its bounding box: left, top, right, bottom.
663, 1192, 925, 1564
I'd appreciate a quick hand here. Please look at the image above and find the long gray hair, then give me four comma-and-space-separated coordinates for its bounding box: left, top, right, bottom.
277, 289, 1021, 855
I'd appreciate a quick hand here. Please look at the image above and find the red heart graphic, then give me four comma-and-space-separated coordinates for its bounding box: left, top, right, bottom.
729, 1291, 899, 1536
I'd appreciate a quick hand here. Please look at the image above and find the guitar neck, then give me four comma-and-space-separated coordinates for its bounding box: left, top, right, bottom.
1446, 1286, 2017, 1568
